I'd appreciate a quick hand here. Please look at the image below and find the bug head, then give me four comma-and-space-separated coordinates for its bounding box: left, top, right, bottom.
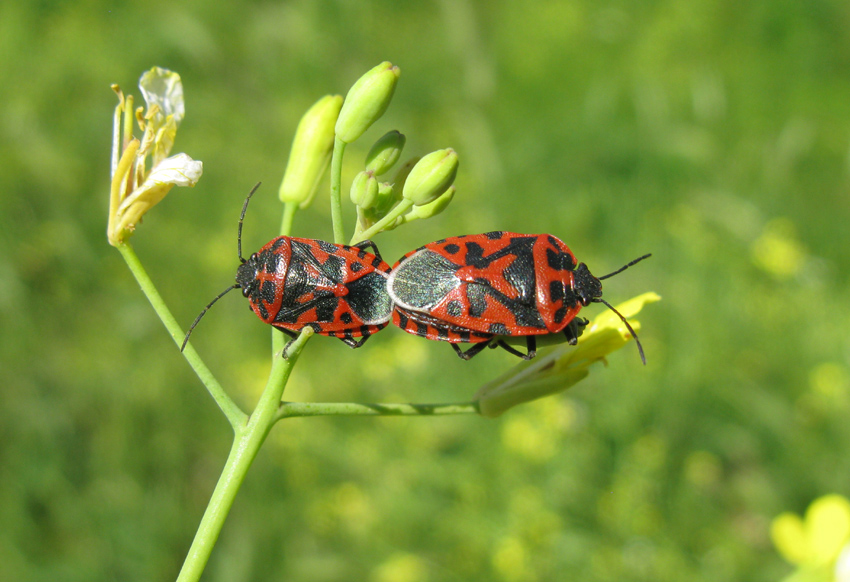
236, 256, 260, 298
577, 253, 652, 365
573, 263, 603, 306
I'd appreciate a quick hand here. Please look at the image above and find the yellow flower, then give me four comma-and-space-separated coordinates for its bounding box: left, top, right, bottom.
771, 494, 850, 582
107, 67, 202, 246
475, 292, 660, 417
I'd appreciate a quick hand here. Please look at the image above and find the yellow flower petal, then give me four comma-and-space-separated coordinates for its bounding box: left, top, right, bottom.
807, 495, 850, 565
771, 512, 809, 565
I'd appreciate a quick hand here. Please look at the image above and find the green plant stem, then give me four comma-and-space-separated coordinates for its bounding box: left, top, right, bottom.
280, 202, 298, 237
329, 136, 347, 243
176, 328, 312, 582
116, 243, 247, 430
350, 198, 413, 244
276, 400, 479, 421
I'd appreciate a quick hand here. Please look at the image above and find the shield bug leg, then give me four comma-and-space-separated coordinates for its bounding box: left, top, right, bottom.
352, 239, 383, 261
275, 328, 299, 360
451, 342, 491, 360
494, 336, 537, 360
339, 335, 370, 349
562, 317, 589, 346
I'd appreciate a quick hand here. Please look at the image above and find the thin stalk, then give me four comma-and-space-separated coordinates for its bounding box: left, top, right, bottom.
280, 202, 298, 238
116, 243, 247, 430
350, 198, 413, 245
276, 400, 480, 421
176, 329, 312, 582
329, 136, 347, 244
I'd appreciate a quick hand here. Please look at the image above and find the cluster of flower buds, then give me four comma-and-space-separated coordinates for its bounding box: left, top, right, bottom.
351, 135, 458, 236
108, 67, 203, 246
274, 61, 458, 241
306, 61, 458, 241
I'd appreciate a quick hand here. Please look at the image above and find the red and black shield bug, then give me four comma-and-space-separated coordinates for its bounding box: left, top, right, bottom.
181, 184, 393, 353
386, 231, 650, 362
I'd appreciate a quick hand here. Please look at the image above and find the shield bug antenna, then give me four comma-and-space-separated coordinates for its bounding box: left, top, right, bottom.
593, 253, 652, 365
180, 183, 262, 352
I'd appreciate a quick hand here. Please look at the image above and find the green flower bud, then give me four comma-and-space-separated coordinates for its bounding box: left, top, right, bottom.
279, 94, 343, 208
335, 62, 400, 144
407, 185, 455, 220
373, 181, 398, 214
402, 148, 458, 206
350, 170, 379, 209
392, 157, 419, 195
365, 130, 406, 175
358, 181, 399, 231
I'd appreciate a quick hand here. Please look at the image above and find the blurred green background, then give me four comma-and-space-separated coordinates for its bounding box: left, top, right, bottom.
3, 0, 850, 580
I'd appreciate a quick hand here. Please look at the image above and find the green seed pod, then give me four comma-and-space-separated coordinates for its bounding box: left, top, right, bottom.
392, 157, 419, 195
279, 95, 343, 208
335, 62, 400, 144
402, 148, 458, 206
365, 130, 406, 176
350, 170, 379, 209
407, 185, 455, 220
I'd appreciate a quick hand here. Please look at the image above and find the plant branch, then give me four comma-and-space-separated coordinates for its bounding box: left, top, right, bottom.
280, 202, 298, 238
329, 136, 346, 244
350, 198, 413, 245
116, 243, 247, 431
275, 400, 480, 421
176, 327, 312, 582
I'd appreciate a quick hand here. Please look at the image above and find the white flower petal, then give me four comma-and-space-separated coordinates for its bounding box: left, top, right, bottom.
148, 153, 203, 187
139, 66, 185, 125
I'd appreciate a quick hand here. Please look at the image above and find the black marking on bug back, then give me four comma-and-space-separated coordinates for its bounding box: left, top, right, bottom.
313, 293, 338, 322
550, 279, 577, 325
546, 245, 576, 272
316, 239, 338, 255
446, 300, 463, 318
340, 311, 354, 324
462, 275, 546, 329
484, 231, 504, 239
259, 248, 281, 274
350, 261, 364, 273
416, 320, 429, 337
443, 243, 461, 254
346, 271, 392, 325
256, 301, 270, 320
395, 309, 410, 328
488, 322, 510, 335
259, 279, 277, 305
466, 281, 488, 318
462, 236, 536, 303
271, 237, 288, 251
291, 239, 347, 285
501, 236, 537, 303
391, 249, 462, 310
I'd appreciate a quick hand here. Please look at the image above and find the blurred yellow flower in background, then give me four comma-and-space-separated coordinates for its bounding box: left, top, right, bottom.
771, 494, 850, 582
